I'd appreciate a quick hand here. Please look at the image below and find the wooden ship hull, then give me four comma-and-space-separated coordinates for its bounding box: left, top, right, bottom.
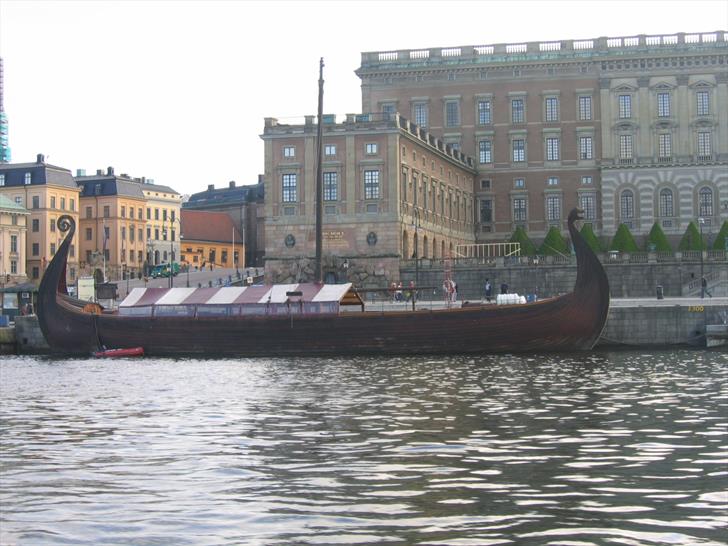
37, 211, 610, 357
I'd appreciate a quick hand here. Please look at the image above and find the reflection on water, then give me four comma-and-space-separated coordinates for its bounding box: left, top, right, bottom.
1, 350, 726, 545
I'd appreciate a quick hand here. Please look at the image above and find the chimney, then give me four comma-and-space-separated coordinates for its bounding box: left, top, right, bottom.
107, 166, 114, 175
207, 184, 215, 191
96, 169, 104, 175
76, 169, 86, 177
37, 153, 45, 163
229, 181, 236, 188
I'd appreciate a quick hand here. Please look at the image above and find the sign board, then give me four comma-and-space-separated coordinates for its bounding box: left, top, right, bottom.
77, 277, 96, 302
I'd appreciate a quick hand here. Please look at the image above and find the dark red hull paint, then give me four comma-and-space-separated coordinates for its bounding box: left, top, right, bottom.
38, 211, 610, 357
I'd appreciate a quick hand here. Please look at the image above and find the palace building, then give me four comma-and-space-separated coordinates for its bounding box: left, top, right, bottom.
261, 113, 477, 284
356, 31, 728, 243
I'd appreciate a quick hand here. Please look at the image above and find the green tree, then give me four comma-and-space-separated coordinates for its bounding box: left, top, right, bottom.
509, 226, 537, 256
610, 223, 639, 252
712, 221, 728, 251
579, 223, 603, 254
539, 226, 569, 256
644, 222, 672, 252
678, 221, 705, 251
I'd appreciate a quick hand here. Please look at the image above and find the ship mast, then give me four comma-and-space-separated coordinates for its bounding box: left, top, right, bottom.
314, 58, 325, 283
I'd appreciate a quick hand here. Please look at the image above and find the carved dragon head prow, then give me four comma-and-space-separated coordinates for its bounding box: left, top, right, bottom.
568, 208, 585, 226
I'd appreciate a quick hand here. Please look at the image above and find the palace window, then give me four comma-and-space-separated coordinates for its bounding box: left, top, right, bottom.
366, 143, 378, 155
514, 178, 525, 188
24, 172, 31, 185
480, 198, 493, 223
323, 172, 338, 201
282, 173, 297, 203
32, 219, 39, 232
512, 139, 525, 162
696, 90, 710, 116
513, 198, 527, 222
697, 132, 712, 158
32, 196, 40, 209
546, 195, 561, 221
478, 140, 492, 164
547, 177, 559, 186
699, 187, 713, 217
581, 176, 593, 185
477, 100, 492, 124
579, 193, 597, 221
618, 94, 632, 118
364, 170, 380, 199
545, 97, 559, 122
579, 136, 593, 160
283, 146, 295, 158
511, 98, 525, 123
413, 103, 428, 127
619, 134, 633, 159
579, 96, 592, 121
657, 92, 671, 117
659, 189, 674, 217
325, 144, 336, 156
445, 101, 460, 127
546, 137, 560, 161
658, 134, 672, 159
620, 190, 634, 221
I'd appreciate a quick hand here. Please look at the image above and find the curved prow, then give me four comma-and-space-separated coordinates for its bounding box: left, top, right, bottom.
567, 208, 611, 347
37, 215, 78, 348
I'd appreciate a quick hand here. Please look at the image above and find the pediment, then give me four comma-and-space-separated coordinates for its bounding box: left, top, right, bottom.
651, 81, 675, 91
689, 79, 715, 89
612, 84, 637, 93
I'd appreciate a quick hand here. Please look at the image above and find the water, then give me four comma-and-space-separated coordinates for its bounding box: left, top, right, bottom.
1, 350, 726, 545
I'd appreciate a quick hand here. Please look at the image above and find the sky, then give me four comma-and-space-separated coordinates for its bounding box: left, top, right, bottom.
1, 0, 727, 197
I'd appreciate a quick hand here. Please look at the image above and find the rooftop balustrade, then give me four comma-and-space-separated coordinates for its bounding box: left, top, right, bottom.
360, 31, 727, 69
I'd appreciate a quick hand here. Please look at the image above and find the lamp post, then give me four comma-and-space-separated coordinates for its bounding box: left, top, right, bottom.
412, 208, 420, 305
698, 217, 705, 299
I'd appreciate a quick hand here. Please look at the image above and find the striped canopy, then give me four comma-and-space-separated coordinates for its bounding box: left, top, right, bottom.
119, 283, 362, 308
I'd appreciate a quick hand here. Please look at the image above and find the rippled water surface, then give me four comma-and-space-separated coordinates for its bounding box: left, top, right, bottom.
1, 350, 727, 545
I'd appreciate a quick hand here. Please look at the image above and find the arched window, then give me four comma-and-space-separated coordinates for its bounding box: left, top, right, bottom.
402, 230, 409, 259
620, 190, 634, 222
699, 187, 713, 217
432, 238, 437, 259
659, 189, 673, 217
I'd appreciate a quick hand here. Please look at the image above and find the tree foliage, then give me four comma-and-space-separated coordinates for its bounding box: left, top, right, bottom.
539, 227, 569, 256
678, 221, 705, 251
644, 222, 672, 252
509, 226, 538, 256
609, 223, 639, 252
579, 223, 603, 254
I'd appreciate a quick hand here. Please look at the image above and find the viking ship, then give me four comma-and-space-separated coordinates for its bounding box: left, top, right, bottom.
37, 207, 610, 357
37, 60, 609, 356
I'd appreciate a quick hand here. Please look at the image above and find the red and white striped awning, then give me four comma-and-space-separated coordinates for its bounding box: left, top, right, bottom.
119, 283, 360, 308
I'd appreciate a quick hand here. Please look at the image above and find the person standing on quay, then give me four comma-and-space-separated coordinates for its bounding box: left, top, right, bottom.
484, 279, 492, 302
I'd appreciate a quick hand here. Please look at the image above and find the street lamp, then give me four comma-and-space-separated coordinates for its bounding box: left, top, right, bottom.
412, 208, 421, 305
698, 217, 705, 299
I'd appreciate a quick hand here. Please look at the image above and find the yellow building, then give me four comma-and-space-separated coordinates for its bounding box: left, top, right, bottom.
0, 155, 81, 284
141, 179, 182, 269
180, 209, 243, 269
76, 169, 148, 280
0, 194, 29, 283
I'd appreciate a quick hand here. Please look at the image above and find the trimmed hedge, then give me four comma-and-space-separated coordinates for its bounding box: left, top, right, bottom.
539, 226, 569, 256
579, 223, 604, 254
712, 220, 728, 251
610, 223, 639, 252
644, 222, 672, 252
509, 226, 538, 255
678, 221, 706, 251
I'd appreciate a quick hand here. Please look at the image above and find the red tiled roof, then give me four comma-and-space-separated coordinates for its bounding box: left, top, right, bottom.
180, 210, 242, 244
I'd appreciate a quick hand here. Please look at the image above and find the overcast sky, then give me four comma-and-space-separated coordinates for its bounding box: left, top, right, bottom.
1, 0, 726, 196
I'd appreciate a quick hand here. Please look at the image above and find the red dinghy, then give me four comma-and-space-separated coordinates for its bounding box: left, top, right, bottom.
93, 347, 145, 358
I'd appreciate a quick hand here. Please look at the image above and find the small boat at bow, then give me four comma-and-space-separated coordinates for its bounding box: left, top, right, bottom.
92, 347, 145, 358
